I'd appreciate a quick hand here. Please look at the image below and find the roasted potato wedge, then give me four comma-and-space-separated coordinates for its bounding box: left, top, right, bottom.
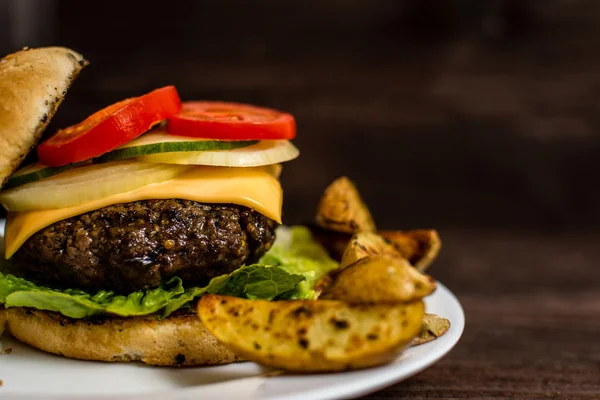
413, 313, 451, 345
341, 231, 402, 269
315, 177, 376, 234
320, 255, 436, 303
198, 294, 424, 372
310, 226, 441, 271
313, 273, 334, 299
380, 230, 441, 271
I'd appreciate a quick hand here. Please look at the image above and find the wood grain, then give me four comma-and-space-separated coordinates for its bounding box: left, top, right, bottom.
359, 230, 600, 399
3, 0, 600, 230
2, 3, 600, 397
41, 0, 600, 231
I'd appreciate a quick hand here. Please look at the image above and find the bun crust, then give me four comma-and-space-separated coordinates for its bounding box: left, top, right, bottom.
0, 47, 87, 188
2, 307, 242, 366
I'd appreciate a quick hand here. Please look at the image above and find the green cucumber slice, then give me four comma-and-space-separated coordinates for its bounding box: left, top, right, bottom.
96, 130, 258, 163
3, 131, 258, 190
5, 161, 89, 189
139, 140, 300, 167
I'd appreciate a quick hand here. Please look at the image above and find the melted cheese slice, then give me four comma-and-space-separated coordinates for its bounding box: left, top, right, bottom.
4, 165, 282, 259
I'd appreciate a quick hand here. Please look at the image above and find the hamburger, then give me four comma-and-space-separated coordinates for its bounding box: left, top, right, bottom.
0, 47, 337, 366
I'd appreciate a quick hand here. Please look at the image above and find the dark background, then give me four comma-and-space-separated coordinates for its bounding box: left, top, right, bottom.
2, 1, 600, 398
3, 0, 600, 232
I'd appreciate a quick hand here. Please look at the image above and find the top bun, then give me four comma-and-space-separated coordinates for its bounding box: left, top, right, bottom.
0, 47, 87, 188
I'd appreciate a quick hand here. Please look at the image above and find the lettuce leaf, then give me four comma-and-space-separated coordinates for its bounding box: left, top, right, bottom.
161, 263, 306, 318
0, 225, 338, 319
259, 225, 339, 299
0, 266, 305, 319
0, 273, 108, 318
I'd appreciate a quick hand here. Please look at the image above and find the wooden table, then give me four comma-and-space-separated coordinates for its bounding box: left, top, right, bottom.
1, 1, 599, 397
361, 229, 600, 399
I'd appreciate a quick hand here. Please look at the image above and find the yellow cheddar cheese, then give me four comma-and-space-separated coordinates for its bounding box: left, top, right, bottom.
4, 165, 282, 258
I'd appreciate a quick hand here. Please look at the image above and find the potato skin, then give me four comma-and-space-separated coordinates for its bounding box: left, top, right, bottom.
413, 313, 451, 346
320, 255, 436, 303
315, 177, 376, 234
340, 231, 402, 269
198, 294, 424, 372
310, 226, 441, 272
379, 230, 441, 272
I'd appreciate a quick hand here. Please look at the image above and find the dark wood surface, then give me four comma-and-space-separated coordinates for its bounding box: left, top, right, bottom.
7, 0, 596, 231
3, 0, 600, 230
2, 1, 600, 397
360, 229, 600, 399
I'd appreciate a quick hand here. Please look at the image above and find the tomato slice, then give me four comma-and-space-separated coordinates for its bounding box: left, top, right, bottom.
167, 101, 296, 140
37, 86, 181, 166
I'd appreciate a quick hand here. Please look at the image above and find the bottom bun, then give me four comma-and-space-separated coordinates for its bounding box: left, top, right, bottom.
2, 307, 242, 366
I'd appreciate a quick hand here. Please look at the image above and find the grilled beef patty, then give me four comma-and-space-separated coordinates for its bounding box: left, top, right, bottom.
13, 199, 278, 293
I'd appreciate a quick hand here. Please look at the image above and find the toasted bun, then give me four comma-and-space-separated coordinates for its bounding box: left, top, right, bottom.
2, 307, 241, 366
0, 47, 87, 188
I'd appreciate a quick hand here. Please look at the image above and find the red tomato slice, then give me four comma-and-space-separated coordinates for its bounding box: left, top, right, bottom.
37, 86, 181, 166
167, 101, 296, 140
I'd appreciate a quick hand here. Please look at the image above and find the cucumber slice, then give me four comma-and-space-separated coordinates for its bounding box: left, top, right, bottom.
5, 161, 90, 189
96, 130, 258, 162
138, 140, 300, 167
4, 131, 255, 189
0, 160, 191, 212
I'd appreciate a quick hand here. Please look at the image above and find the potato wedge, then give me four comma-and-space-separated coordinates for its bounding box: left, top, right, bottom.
320, 255, 436, 303
413, 313, 451, 346
309, 227, 441, 271
313, 273, 333, 299
379, 230, 441, 271
198, 294, 424, 372
315, 177, 376, 234
340, 231, 402, 269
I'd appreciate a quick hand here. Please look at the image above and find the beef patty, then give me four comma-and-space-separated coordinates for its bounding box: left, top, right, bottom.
13, 199, 278, 293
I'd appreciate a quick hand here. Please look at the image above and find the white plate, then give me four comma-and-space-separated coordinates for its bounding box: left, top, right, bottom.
0, 219, 464, 400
